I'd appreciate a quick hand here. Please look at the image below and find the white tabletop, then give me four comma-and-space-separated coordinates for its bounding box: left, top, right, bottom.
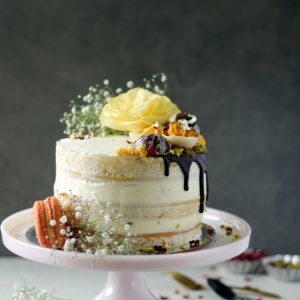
0, 257, 299, 300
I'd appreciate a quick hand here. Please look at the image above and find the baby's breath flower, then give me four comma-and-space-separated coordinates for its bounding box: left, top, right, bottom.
95, 249, 102, 255
161, 73, 167, 82
59, 229, 66, 235
103, 91, 110, 98
59, 215, 67, 224
118, 245, 125, 252
86, 236, 94, 243
49, 220, 56, 227
61, 73, 167, 138
101, 248, 108, 256
11, 283, 70, 300
75, 211, 82, 219
102, 232, 109, 239
57, 194, 136, 255
104, 215, 112, 225
126, 81, 134, 88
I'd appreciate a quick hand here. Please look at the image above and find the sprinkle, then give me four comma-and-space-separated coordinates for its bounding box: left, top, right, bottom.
154, 245, 167, 254
49, 220, 56, 226
189, 240, 200, 248
103, 79, 109, 85
116, 88, 123, 94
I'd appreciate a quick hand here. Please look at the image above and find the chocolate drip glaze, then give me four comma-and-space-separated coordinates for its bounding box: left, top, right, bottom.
162, 154, 208, 213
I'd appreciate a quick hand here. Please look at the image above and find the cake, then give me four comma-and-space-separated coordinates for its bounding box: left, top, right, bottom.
34, 74, 209, 254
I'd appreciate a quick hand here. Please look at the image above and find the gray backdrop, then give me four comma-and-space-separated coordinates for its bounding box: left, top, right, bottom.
1, 0, 299, 256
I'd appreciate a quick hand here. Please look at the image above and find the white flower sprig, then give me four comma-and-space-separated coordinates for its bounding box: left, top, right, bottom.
57, 195, 136, 255
60, 84, 124, 138
12, 283, 71, 300
142, 73, 168, 95
60, 73, 168, 138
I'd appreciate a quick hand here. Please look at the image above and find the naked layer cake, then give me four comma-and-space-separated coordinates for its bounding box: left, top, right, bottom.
34, 74, 209, 254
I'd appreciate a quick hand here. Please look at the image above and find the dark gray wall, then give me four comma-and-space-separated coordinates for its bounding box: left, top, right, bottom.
1, 0, 299, 256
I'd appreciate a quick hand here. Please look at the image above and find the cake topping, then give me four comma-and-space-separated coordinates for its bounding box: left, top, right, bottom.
169, 112, 198, 129
100, 87, 180, 133
61, 73, 170, 138
135, 134, 170, 155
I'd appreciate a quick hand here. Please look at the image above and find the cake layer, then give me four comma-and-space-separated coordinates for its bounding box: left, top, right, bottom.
56, 137, 204, 179
56, 191, 203, 235
54, 136, 206, 239
133, 223, 202, 251
54, 167, 206, 206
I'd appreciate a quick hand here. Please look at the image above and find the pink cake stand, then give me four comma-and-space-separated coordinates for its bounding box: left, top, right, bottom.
1, 207, 251, 300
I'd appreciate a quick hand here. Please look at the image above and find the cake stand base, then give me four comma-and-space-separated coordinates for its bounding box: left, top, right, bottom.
1, 207, 251, 300
94, 272, 156, 300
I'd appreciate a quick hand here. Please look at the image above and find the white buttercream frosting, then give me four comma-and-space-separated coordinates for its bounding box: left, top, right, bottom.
54, 136, 206, 238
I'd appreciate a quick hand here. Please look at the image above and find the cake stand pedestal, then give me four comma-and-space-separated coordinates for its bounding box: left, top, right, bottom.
1, 207, 251, 300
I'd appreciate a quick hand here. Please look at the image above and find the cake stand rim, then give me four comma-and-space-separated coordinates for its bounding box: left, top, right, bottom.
1, 207, 251, 271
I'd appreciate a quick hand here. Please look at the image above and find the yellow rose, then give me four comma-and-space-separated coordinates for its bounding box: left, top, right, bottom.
100, 88, 181, 132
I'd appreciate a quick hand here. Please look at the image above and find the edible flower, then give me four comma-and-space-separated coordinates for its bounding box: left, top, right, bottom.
100, 88, 180, 133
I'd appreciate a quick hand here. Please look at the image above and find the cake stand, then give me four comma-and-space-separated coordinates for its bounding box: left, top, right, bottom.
1, 207, 251, 300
